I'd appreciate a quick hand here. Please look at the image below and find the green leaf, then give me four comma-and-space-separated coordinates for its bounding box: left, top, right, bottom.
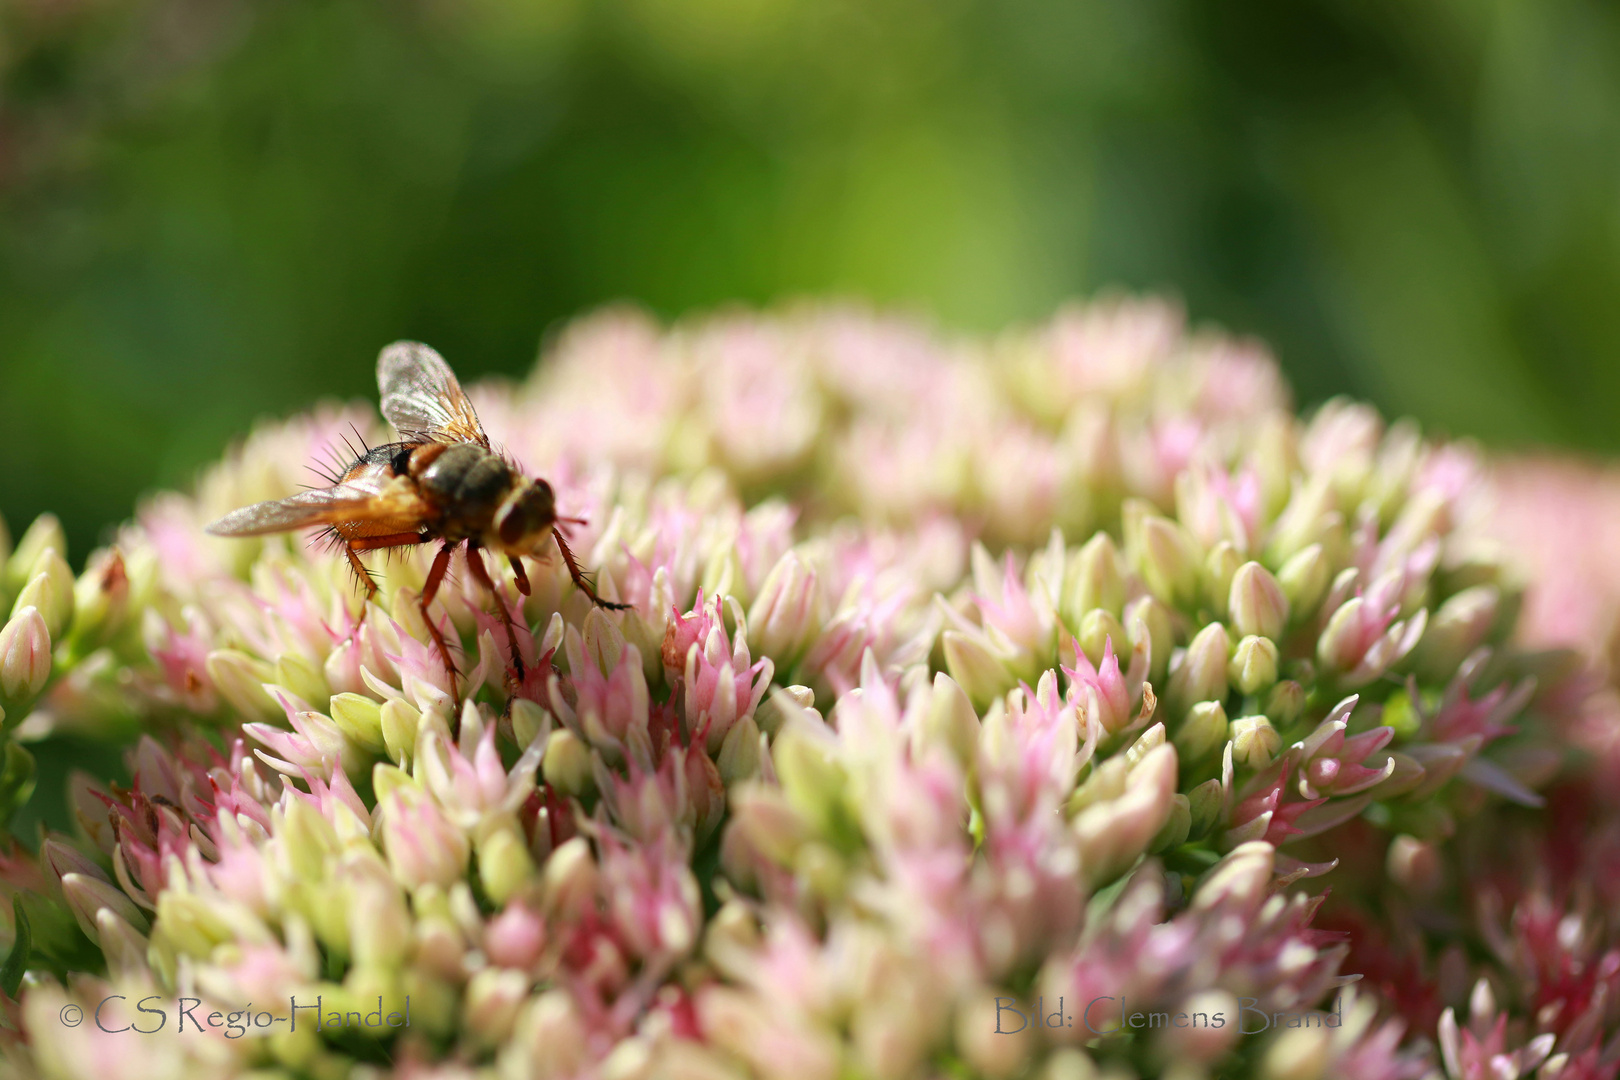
2, 894, 31, 999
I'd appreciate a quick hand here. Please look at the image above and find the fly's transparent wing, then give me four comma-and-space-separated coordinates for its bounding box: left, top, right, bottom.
376, 341, 489, 447
205, 473, 426, 537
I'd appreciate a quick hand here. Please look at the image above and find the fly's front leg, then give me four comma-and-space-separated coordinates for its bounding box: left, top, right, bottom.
552, 531, 631, 611
467, 540, 526, 685
419, 541, 460, 698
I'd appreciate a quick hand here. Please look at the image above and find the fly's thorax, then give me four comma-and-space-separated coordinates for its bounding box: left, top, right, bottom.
411, 442, 517, 537
491, 479, 557, 556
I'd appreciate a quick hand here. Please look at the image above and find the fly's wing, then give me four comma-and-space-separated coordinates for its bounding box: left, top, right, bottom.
377, 341, 489, 448
205, 473, 427, 537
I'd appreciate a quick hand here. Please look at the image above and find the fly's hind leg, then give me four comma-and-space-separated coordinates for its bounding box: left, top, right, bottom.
552, 531, 631, 611
330, 539, 380, 651
467, 540, 526, 686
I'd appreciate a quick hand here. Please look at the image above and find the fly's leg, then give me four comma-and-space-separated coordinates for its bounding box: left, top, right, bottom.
467, 540, 526, 685
342, 531, 433, 654
552, 531, 631, 611
509, 556, 530, 596
418, 541, 460, 698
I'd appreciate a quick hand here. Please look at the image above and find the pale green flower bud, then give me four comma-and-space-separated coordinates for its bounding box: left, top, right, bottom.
349, 874, 412, 971
1124, 595, 1174, 683
916, 672, 981, 768
380, 789, 469, 890
1067, 755, 1127, 815
0, 606, 52, 706
1262, 1020, 1333, 1080
1073, 743, 1178, 887
96, 907, 150, 980
1036, 1050, 1103, 1080
747, 550, 820, 665
756, 684, 815, 736
704, 899, 761, 962
1228, 634, 1280, 696
1229, 561, 1289, 640
1149, 793, 1191, 853
1076, 608, 1128, 670
12, 550, 74, 639
1125, 720, 1166, 767
1066, 533, 1125, 621
1165, 990, 1241, 1063
542, 837, 599, 922
330, 692, 386, 755
477, 817, 536, 905
1387, 834, 1441, 896
1413, 585, 1499, 679
774, 724, 848, 834
1230, 715, 1280, 769
717, 713, 763, 786
542, 728, 595, 798
275, 652, 328, 712
1204, 541, 1242, 619
1186, 778, 1223, 840
63, 872, 150, 945
1277, 544, 1330, 618
730, 783, 811, 865
794, 840, 847, 902
1266, 476, 1338, 564
1168, 622, 1230, 718
281, 796, 340, 882
465, 967, 530, 1048
68, 548, 129, 651
1125, 502, 1202, 608
1192, 840, 1274, 913
203, 649, 277, 721
381, 698, 421, 766
1316, 597, 1365, 673
401, 966, 460, 1038
1265, 680, 1305, 725
510, 989, 588, 1078
510, 698, 549, 751
5, 514, 64, 594
955, 991, 1036, 1079
1175, 700, 1229, 763
940, 629, 1012, 711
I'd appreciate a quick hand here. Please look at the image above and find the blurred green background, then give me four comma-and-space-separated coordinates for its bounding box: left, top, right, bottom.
4, 0, 1619, 564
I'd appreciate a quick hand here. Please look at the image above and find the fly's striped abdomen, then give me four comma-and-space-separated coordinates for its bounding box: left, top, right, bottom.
412, 442, 516, 540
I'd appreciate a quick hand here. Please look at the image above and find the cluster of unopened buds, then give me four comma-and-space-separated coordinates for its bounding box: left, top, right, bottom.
0, 296, 1615, 1080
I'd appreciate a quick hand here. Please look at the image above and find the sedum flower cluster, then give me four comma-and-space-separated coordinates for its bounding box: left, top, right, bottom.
0, 297, 1612, 1080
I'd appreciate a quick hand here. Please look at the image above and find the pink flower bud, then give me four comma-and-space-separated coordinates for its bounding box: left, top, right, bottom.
380, 790, 469, 889
486, 902, 547, 969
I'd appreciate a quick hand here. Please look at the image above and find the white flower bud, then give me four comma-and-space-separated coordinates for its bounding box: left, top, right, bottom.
11, 550, 74, 639
0, 606, 52, 704
1229, 634, 1280, 696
